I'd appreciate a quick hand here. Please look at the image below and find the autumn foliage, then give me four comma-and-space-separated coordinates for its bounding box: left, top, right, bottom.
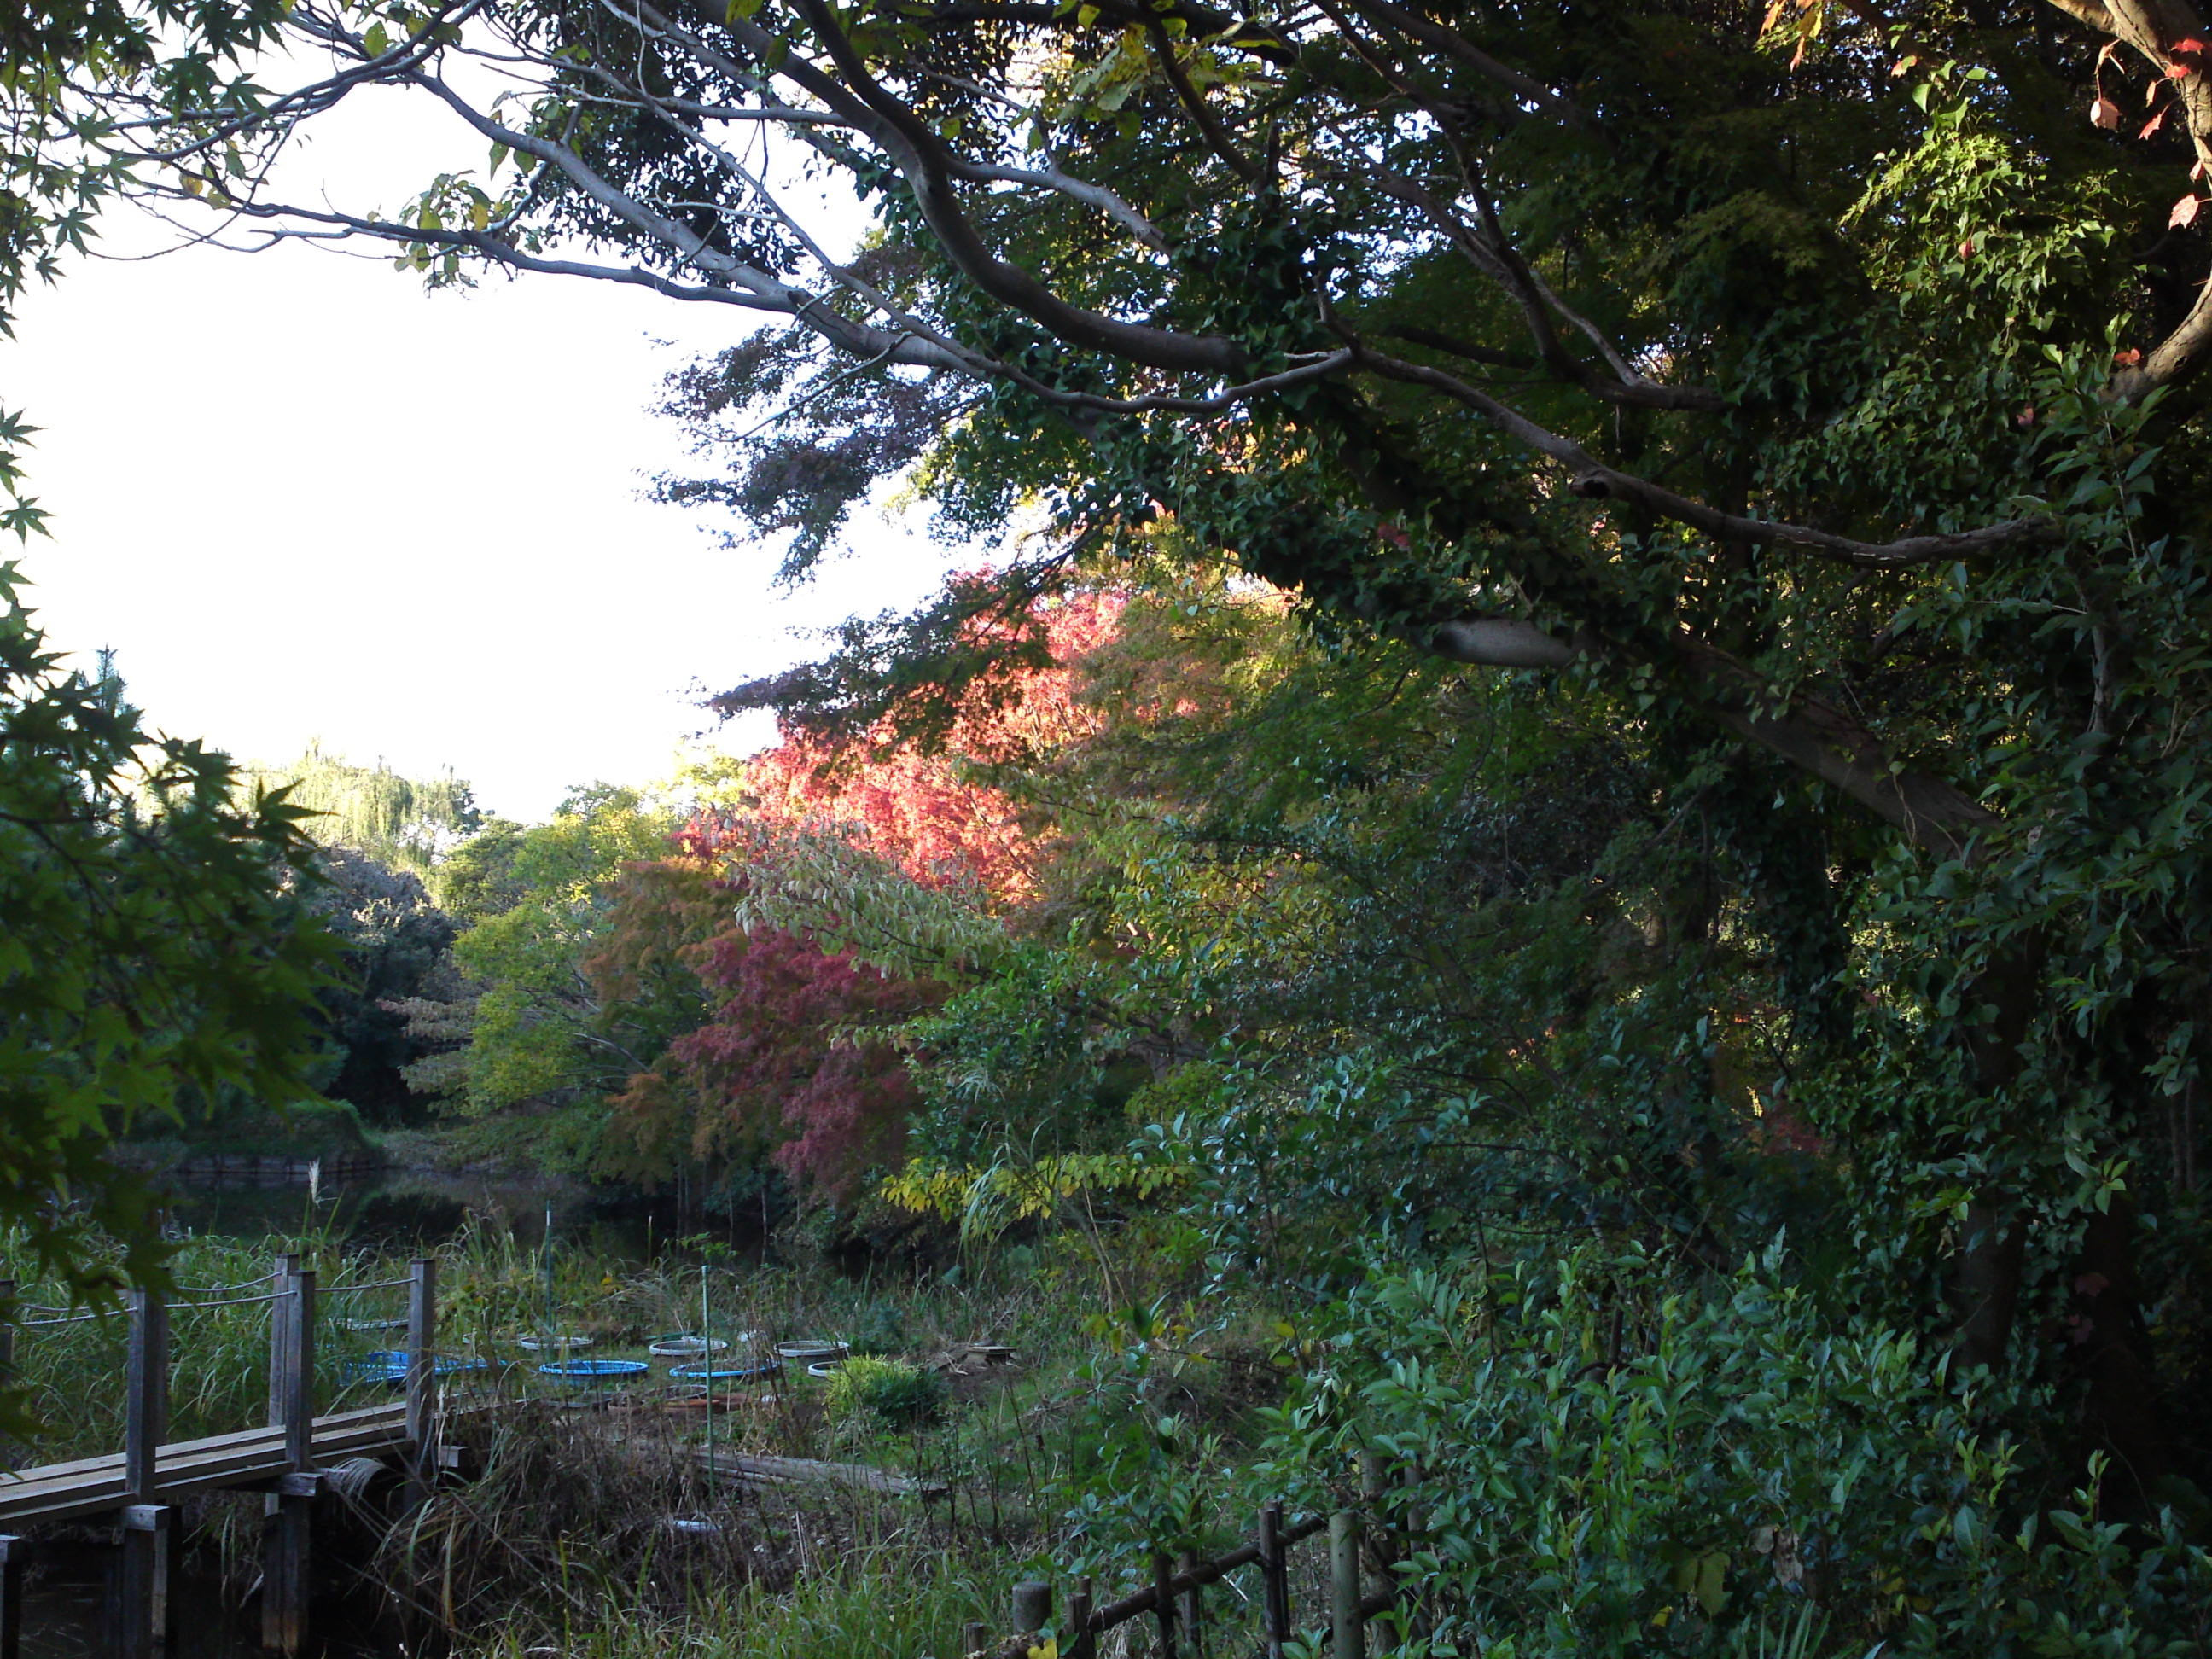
740, 589, 1118, 904
597, 586, 1116, 1198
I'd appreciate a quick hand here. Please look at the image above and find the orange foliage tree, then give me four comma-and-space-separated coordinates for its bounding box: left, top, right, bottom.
594, 585, 1119, 1200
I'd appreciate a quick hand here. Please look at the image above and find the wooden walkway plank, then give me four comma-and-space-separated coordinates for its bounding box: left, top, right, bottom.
0, 1403, 413, 1525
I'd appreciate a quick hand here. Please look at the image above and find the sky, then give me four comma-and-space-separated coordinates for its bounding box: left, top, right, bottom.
0, 78, 964, 824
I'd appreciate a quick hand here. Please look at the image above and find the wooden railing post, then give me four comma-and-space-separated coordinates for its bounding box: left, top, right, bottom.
267, 1254, 299, 1429
125, 1288, 167, 1504
283, 1268, 314, 1471
405, 1257, 437, 1504
1151, 1551, 1178, 1659
1330, 1511, 1362, 1659
1260, 1501, 1288, 1659
264, 1263, 317, 1655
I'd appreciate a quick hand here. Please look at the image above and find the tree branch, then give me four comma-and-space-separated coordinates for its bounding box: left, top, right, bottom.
1359, 349, 2059, 567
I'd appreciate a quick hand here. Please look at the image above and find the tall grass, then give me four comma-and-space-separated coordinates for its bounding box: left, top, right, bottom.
0, 1210, 1273, 1659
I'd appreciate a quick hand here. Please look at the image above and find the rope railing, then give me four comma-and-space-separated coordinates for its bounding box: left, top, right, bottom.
321, 1275, 417, 1296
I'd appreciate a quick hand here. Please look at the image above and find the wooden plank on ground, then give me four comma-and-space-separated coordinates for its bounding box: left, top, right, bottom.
692, 1448, 948, 1498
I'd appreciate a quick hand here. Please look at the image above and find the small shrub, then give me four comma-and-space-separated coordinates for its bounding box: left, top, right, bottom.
824, 1356, 945, 1427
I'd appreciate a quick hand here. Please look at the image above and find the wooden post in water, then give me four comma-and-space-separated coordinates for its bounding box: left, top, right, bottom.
1259, 1501, 1289, 1659
263, 1264, 317, 1655
1329, 1511, 1362, 1659
1151, 1551, 1178, 1659
119, 1288, 174, 1655
1067, 1575, 1094, 1659
405, 1257, 437, 1507
118, 1503, 176, 1659
0, 1534, 24, 1659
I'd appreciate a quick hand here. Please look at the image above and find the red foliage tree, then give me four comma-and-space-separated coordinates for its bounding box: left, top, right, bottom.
742, 588, 1119, 903
598, 585, 1117, 1199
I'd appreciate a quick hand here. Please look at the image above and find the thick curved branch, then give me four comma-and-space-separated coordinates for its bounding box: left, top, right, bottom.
707, 0, 1251, 376
1361, 350, 2059, 567
1145, 18, 1266, 181
1421, 616, 1990, 854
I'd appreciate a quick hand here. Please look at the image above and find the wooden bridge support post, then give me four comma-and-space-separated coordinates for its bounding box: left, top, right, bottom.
1330, 1511, 1363, 1659
263, 1263, 317, 1655
405, 1256, 437, 1508
0, 1534, 24, 1659
118, 1503, 176, 1659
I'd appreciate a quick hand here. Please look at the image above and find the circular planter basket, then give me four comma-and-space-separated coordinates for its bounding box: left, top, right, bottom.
648, 1335, 731, 1359
776, 1340, 850, 1366
668, 1360, 781, 1383
515, 1333, 596, 1352
538, 1359, 649, 1387
342, 1351, 489, 1386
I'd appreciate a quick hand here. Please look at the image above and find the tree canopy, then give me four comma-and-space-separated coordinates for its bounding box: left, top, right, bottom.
38, 0, 2212, 1633
0, 568, 331, 1306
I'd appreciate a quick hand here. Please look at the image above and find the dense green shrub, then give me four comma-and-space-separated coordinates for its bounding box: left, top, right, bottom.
1252, 1245, 2212, 1657
826, 1356, 946, 1428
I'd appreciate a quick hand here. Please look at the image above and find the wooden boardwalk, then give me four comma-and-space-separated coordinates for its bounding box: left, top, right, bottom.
0, 1401, 413, 1526
0, 1254, 447, 1656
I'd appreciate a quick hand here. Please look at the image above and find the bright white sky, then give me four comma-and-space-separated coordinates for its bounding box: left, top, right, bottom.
0, 76, 966, 824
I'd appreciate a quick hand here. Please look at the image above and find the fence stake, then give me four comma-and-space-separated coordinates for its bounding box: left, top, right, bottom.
125, 1289, 167, 1505
118, 1503, 176, 1659
1152, 1551, 1178, 1659
1330, 1511, 1363, 1659
963, 1621, 989, 1658
1013, 1580, 1053, 1636
1260, 1501, 1288, 1659
1068, 1576, 1094, 1659
405, 1258, 437, 1506
0, 1534, 22, 1659
1177, 1551, 1202, 1659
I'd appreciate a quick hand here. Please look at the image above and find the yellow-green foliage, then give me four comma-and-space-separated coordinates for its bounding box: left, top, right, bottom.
881, 1154, 1191, 1235
823, 1354, 942, 1426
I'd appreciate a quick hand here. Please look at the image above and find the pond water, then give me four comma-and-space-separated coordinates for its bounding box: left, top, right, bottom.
159, 1165, 740, 1264
10, 1167, 748, 1656
18, 1540, 399, 1658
